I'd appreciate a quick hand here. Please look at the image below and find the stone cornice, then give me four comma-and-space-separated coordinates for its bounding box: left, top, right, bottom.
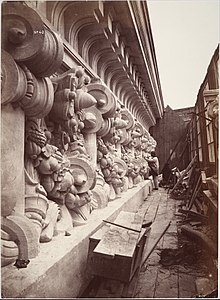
24, 0, 163, 129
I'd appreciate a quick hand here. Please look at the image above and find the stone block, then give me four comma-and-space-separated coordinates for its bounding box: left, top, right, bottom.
1, 181, 152, 298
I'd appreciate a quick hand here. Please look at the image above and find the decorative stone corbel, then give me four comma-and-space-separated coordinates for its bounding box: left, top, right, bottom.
1, 50, 27, 105
1, 50, 55, 119
2, 2, 64, 78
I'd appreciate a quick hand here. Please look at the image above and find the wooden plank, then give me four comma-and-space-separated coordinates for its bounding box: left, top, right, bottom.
102, 220, 141, 233
141, 220, 171, 271
115, 210, 144, 232
170, 154, 197, 194
178, 208, 208, 221
122, 229, 151, 297
142, 193, 161, 223
154, 267, 178, 298
187, 174, 202, 210
93, 211, 145, 258
133, 266, 158, 298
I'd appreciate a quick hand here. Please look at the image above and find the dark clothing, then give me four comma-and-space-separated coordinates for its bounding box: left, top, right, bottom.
146, 155, 159, 189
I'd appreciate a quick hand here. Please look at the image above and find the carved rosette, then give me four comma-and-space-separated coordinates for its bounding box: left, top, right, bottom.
68, 156, 96, 194
87, 83, 117, 118
81, 106, 103, 134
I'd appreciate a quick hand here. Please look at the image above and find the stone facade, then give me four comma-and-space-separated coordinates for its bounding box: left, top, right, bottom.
1, 1, 164, 297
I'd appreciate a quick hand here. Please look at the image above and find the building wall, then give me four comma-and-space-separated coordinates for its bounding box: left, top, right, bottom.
188, 45, 219, 177
150, 45, 218, 176
149, 105, 193, 172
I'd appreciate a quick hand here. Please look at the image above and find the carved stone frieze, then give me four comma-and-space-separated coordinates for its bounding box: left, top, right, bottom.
1, 1, 159, 270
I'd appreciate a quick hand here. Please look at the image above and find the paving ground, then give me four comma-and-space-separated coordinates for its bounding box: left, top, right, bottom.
80, 187, 218, 298
134, 187, 217, 298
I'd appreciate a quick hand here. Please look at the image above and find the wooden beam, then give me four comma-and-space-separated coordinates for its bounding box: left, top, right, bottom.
170, 154, 197, 194
102, 220, 141, 233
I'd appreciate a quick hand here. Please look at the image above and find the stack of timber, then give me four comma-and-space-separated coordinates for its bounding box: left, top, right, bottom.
170, 154, 198, 200
170, 154, 217, 226
84, 210, 151, 297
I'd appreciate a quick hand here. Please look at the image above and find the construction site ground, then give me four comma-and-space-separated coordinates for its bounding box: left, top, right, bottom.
80, 187, 218, 298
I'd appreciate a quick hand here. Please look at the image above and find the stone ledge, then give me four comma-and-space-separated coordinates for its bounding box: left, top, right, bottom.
1, 180, 152, 299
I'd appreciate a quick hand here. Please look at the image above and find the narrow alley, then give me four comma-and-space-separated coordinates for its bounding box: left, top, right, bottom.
1, 1, 218, 299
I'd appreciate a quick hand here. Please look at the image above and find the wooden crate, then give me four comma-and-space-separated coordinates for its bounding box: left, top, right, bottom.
87, 211, 150, 283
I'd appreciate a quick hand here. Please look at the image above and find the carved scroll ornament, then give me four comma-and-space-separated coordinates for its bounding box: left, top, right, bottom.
1, 50, 54, 119
2, 2, 64, 77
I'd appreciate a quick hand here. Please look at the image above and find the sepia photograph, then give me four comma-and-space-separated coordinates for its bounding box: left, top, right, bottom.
1, 0, 219, 298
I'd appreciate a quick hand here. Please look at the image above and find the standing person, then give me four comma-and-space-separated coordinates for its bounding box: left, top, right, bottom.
145, 151, 160, 190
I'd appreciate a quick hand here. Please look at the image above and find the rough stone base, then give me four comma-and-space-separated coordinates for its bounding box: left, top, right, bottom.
1, 180, 152, 298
